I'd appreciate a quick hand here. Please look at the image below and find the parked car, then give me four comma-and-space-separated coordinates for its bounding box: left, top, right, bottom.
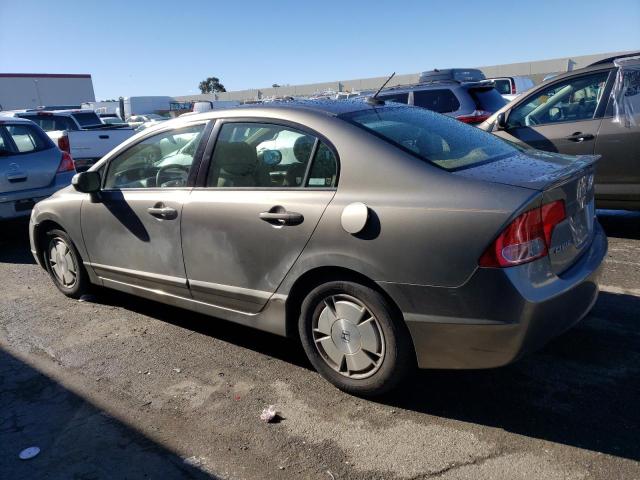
480, 52, 640, 210
101, 117, 129, 126
487, 76, 535, 101
6, 109, 135, 171
375, 70, 506, 124
29, 101, 606, 396
0, 116, 75, 220
127, 114, 168, 129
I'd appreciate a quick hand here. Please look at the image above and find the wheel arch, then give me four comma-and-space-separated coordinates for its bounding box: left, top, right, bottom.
283, 265, 406, 339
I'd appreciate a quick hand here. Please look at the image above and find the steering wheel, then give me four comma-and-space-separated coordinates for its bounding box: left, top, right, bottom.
156, 164, 190, 187
525, 114, 540, 126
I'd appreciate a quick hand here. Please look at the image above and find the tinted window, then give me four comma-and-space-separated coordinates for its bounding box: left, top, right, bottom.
379, 93, 409, 104
493, 79, 512, 95
467, 87, 507, 112
341, 106, 519, 171
19, 115, 77, 131
307, 143, 338, 187
4, 124, 50, 153
507, 71, 609, 127
72, 112, 102, 127
207, 123, 318, 188
413, 89, 460, 113
104, 124, 205, 189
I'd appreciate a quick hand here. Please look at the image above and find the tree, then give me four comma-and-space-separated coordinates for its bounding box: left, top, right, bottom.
198, 77, 226, 94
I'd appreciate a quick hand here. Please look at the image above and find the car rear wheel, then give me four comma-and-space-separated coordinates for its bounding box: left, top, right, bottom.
298, 281, 414, 396
44, 229, 89, 299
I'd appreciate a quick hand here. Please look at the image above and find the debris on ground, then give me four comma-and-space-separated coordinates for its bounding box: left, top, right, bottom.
173, 368, 181, 373
78, 294, 95, 302
19, 447, 40, 460
260, 405, 280, 423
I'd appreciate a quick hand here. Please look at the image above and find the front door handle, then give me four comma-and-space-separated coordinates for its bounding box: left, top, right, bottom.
147, 204, 177, 219
567, 132, 595, 142
259, 206, 304, 226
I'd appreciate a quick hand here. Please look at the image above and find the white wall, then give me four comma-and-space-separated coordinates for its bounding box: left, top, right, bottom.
0, 75, 95, 110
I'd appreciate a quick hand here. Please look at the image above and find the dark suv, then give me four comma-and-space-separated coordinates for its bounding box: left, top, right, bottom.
376, 69, 506, 124
480, 52, 640, 210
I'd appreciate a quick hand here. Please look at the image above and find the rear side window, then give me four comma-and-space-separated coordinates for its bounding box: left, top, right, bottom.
493, 79, 512, 95
468, 87, 507, 112
413, 89, 460, 113
3, 124, 50, 153
379, 93, 409, 105
72, 112, 102, 127
307, 143, 338, 188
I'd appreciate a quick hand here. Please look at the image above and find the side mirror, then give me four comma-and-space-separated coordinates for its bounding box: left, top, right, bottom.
72, 171, 101, 193
261, 149, 282, 166
496, 112, 507, 130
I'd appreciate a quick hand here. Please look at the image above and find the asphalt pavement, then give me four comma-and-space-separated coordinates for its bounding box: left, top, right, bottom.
1, 211, 639, 479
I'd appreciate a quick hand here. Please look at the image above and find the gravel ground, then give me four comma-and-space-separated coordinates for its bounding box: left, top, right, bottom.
1, 211, 639, 480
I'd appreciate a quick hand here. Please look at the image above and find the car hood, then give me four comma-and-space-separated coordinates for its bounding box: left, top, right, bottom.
453, 149, 600, 191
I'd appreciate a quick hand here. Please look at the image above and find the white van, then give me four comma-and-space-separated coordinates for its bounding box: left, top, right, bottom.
488, 76, 535, 101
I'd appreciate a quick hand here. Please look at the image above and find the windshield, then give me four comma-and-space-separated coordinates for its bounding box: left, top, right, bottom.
340, 106, 520, 171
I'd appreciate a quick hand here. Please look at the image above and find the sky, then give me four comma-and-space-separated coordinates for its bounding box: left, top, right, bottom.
1, 0, 639, 100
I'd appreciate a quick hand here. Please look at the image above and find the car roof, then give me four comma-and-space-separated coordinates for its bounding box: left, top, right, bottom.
374, 79, 494, 95
178, 99, 381, 122
0, 115, 36, 124
543, 52, 640, 84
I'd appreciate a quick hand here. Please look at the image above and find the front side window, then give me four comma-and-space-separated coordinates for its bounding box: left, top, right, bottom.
207, 122, 326, 188
103, 124, 205, 189
4, 124, 50, 153
412, 89, 460, 113
342, 105, 520, 171
507, 71, 610, 127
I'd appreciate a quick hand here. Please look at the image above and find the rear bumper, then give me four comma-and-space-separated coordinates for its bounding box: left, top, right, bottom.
379, 222, 608, 369
0, 172, 74, 220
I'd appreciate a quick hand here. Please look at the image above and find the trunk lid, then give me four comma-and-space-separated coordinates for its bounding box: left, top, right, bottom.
0, 146, 61, 193
455, 149, 599, 273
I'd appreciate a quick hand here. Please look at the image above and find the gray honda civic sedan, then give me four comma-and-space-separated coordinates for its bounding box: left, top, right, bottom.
29, 100, 607, 396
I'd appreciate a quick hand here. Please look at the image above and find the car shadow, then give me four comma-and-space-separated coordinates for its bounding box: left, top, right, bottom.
378, 290, 640, 461
0, 219, 35, 264
597, 209, 640, 240
0, 348, 217, 479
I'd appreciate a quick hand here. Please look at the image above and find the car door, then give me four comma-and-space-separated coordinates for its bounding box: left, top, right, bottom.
493, 69, 613, 156
592, 66, 640, 206
81, 122, 209, 297
181, 120, 338, 313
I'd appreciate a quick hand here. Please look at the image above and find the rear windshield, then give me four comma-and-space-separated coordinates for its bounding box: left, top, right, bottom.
17, 114, 77, 131
378, 93, 409, 104
413, 89, 460, 113
493, 79, 512, 95
0, 123, 52, 154
340, 106, 519, 171
468, 87, 507, 111
72, 111, 103, 127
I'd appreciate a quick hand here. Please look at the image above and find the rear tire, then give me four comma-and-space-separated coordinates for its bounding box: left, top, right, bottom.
43, 229, 90, 299
298, 281, 415, 396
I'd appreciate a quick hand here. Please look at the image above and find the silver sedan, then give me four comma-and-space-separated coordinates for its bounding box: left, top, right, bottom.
29, 100, 607, 396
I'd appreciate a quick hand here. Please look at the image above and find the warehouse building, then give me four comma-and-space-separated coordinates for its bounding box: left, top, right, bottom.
174, 50, 634, 103
0, 73, 95, 111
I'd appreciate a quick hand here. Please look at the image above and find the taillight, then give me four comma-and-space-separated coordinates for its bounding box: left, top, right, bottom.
479, 200, 566, 268
511, 82, 516, 95
456, 110, 492, 124
57, 151, 76, 173
57, 134, 70, 153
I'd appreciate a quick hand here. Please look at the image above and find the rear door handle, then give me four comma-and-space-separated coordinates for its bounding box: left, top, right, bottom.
567, 132, 595, 142
99, 134, 109, 139
259, 207, 304, 226
147, 204, 177, 219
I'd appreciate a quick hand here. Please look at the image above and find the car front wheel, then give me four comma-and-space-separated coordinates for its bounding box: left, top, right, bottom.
43, 228, 90, 299
298, 281, 414, 396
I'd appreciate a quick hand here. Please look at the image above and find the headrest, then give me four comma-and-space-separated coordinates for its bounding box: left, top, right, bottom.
293, 135, 315, 163
214, 142, 257, 175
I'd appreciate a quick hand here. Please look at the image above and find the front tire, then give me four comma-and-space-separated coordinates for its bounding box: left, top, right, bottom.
43, 229, 90, 299
298, 281, 414, 396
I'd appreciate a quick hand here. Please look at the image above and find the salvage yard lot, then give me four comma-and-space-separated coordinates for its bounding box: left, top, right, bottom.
1, 212, 639, 480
